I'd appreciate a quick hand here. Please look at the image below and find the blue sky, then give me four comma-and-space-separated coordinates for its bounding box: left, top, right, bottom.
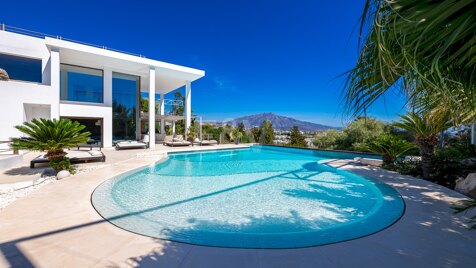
1, 0, 406, 127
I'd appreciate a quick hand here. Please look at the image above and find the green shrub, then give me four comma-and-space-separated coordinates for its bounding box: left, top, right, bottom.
385, 159, 422, 176
313, 129, 343, 149
366, 135, 416, 166
49, 159, 75, 174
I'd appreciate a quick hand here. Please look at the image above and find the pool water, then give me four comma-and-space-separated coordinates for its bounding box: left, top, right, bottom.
92, 146, 404, 248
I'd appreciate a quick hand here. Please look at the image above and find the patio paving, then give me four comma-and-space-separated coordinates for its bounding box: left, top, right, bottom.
0, 146, 475, 267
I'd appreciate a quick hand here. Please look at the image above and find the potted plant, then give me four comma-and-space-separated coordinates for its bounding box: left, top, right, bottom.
230, 128, 243, 145
187, 125, 196, 146
11, 118, 90, 175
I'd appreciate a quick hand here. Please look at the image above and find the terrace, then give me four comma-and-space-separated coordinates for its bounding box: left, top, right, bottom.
0, 145, 474, 267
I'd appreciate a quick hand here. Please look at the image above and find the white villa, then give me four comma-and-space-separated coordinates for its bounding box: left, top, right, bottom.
0, 26, 205, 148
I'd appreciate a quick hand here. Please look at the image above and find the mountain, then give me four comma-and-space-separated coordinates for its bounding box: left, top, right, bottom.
227, 113, 340, 131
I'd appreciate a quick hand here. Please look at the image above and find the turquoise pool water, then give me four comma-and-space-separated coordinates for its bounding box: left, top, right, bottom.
92, 146, 403, 248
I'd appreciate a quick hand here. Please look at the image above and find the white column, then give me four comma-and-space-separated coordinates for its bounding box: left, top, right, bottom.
103, 68, 113, 106
103, 68, 113, 148
50, 47, 60, 119
160, 93, 165, 134
172, 121, 176, 135
103, 113, 113, 148
148, 67, 156, 148
185, 81, 192, 133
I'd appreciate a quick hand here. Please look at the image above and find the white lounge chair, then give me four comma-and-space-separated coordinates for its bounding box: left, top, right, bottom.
115, 141, 148, 150
193, 138, 218, 146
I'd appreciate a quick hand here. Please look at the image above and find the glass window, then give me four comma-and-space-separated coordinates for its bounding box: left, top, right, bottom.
112, 72, 139, 141
60, 64, 103, 103
0, 53, 42, 83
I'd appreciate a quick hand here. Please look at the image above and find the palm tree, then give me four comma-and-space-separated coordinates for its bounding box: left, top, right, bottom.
367, 135, 415, 166
11, 118, 90, 163
230, 128, 243, 144
344, 0, 476, 123
393, 112, 450, 179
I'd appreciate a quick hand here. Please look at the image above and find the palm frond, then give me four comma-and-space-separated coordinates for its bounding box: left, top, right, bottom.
344, 0, 476, 123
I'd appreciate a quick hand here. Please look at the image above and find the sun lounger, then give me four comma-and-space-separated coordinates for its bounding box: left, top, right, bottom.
115, 141, 148, 150
164, 135, 192, 147
30, 150, 106, 168
193, 138, 218, 146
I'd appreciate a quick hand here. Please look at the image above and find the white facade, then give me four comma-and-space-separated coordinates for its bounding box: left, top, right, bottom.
0, 30, 204, 148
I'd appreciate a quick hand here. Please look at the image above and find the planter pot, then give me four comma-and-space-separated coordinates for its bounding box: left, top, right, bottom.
234, 138, 240, 145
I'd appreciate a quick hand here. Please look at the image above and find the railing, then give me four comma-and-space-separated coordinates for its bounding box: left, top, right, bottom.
0, 23, 146, 58
0, 141, 18, 155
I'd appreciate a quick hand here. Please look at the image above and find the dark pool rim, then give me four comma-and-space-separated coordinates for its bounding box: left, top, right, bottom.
90, 149, 406, 250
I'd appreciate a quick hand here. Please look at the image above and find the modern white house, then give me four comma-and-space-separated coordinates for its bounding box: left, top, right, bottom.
0, 25, 204, 148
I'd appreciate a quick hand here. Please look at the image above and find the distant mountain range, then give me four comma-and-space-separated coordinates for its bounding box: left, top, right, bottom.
226, 113, 340, 131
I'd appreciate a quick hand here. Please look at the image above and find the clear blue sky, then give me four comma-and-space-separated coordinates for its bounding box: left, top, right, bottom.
1, 0, 406, 127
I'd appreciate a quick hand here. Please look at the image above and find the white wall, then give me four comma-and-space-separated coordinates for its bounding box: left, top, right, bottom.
0, 31, 56, 141
24, 104, 51, 122
60, 103, 113, 147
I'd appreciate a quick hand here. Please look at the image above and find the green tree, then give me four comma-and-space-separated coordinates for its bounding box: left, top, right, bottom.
340, 117, 386, 150
259, 120, 274, 145
251, 127, 261, 143
288, 126, 307, 147
344, 0, 476, 123
394, 112, 450, 179
313, 129, 344, 149
11, 118, 90, 169
366, 134, 415, 166
171, 92, 185, 134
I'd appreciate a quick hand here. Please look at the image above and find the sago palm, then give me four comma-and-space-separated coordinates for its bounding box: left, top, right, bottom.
393, 112, 450, 179
11, 118, 90, 162
344, 0, 476, 123
367, 135, 415, 166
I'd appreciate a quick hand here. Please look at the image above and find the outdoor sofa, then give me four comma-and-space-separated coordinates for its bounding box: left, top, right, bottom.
164, 135, 191, 147
30, 150, 106, 168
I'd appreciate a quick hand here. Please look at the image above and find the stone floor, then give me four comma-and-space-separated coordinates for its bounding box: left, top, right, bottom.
0, 146, 475, 267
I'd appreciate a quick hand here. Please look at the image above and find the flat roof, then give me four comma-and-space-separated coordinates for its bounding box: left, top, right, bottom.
45, 37, 205, 94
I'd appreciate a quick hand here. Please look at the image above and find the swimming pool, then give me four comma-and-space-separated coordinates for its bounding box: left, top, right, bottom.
92, 146, 404, 248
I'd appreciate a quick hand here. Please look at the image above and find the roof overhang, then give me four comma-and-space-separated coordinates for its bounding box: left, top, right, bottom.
45, 37, 205, 94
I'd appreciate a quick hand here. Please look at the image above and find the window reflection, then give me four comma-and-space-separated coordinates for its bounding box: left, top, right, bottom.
60, 64, 103, 103
113, 72, 139, 141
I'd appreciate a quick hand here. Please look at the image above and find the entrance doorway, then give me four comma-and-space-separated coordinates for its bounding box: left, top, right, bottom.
62, 117, 103, 147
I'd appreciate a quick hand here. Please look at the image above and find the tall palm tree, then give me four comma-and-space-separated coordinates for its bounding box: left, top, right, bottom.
393, 112, 450, 179
11, 118, 90, 162
344, 0, 476, 123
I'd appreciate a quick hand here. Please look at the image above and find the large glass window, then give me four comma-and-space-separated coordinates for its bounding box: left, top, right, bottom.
112, 72, 139, 141
0, 53, 42, 83
60, 64, 103, 103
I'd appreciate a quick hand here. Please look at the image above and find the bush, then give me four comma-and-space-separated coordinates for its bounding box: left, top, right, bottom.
385, 159, 422, 176
49, 158, 75, 174
366, 135, 415, 166
313, 129, 343, 149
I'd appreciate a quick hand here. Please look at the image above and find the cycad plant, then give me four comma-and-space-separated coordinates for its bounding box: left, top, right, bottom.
393, 112, 450, 179
367, 135, 415, 166
11, 118, 90, 165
